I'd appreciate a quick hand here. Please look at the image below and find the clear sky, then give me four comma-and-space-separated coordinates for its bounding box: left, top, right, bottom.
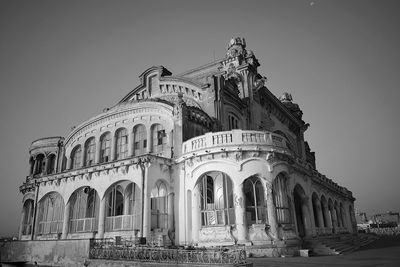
0, 0, 399, 237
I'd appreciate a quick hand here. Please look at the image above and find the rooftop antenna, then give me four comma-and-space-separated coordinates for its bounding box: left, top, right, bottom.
213, 50, 215, 61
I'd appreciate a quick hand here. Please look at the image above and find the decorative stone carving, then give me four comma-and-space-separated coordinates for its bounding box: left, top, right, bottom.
198, 226, 235, 246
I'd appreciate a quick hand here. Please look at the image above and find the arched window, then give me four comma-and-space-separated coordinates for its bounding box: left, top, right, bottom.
71, 145, 82, 169
107, 185, 124, 217
151, 124, 166, 154
197, 172, 235, 226
227, 113, 239, 130
151, 180, 168, 230
100, 132, 111, 163
29, 157, 34, 175
69, 187, 99, 233
47, 154, 56, 174
84, 137, 96, 166
133, 124, 147, 156
244, 177, 266, 224
37, 193, 64, 234
35, 154, 45, 175
115, 128, 128, 160
22, 199, 34, 235
272, 173, 291, 224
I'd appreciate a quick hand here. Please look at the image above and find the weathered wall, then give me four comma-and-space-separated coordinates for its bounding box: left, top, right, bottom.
0, 239, 90, 266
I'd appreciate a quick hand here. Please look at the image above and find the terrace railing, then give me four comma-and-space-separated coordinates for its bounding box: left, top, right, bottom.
89, 238, 246, 265
69, 217, 98, 233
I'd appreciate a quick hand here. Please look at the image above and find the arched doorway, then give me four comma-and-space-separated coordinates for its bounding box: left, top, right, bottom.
293, 184, 310, 238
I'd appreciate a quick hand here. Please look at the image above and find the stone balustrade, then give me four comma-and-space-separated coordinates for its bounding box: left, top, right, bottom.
183, 129, 289, 155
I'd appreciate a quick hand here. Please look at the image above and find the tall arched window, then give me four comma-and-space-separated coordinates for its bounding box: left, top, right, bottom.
272, 173, 291, 224
100, 132, 111, 163
29, 157, 34, 175
197, 172, 235, 226
151, 124, 166, 154
37, 193, 64, 234
107, 185, 124, 217
151, 180, 168, 230
22, 199, 34, 235
71, 145, 82, 169
69, 187, 99, 233
47, 154, 56, 174
115, 128, 128, 160
244, 177, 266, 224
133, 124, 147, 156
84, 137, 96, 166
35, 154, 45, 175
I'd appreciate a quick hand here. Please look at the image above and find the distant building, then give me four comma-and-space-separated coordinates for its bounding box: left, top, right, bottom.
372, 212, 399, 225
18, 37, 357, 255
356, 212, 368, 224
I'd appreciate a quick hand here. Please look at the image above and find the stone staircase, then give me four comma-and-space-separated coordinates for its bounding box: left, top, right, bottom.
305, 234, 379, 256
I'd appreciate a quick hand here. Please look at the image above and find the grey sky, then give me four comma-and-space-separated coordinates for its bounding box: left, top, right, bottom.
0, 0, 399, 236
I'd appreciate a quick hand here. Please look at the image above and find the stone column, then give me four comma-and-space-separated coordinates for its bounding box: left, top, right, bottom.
266, 184, 279, 240
110, 134, 116, 161
146, 127, 152, 153
98, 197, 106, 238
142, 166, 150, 238
61, 201, 70, 239
192, 189, 200, 244
316, 203, 325, 233
128, 129, 134, 157
94, 137, 101, 164
330, 207, 337, 233
168, 193, 175, 232
234, 182, 247, 244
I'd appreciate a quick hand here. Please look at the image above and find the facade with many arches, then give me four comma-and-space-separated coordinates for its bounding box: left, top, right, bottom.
19, 37, 356, 255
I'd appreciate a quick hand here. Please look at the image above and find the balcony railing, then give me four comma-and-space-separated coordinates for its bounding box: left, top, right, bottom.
69, 217, 98, 233
38, 220, 63, 235
183, 130, 289, 154
105, 214, 140, 232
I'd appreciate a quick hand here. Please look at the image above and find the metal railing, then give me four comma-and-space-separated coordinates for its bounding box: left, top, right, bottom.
89, 239, 246, 265
69, 217, 98, 233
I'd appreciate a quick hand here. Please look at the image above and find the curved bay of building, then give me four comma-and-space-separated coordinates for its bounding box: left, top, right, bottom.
18, 38, 357, 256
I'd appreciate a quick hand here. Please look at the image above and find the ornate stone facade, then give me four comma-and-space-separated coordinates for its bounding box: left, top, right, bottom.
18, 38, 356, 256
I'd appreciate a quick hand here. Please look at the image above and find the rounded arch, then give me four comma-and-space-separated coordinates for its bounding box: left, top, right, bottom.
37, 192, 65, 235
21, 198, 35, 235
115, 127, 128, 160
195, 171, 235, 227
243, 176, 267, 224
68, 186, 100, 233
46, 153, 57, 174
150, 123, 167, 154
133, 124, 147, 156
70, 144, 82, 169
29, 156, 35, 175
272, 172, 291, 225
34, 153, 45, 175
293, 184, 309, 237
99, 132, 112, 163
84, 137, 96, 167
